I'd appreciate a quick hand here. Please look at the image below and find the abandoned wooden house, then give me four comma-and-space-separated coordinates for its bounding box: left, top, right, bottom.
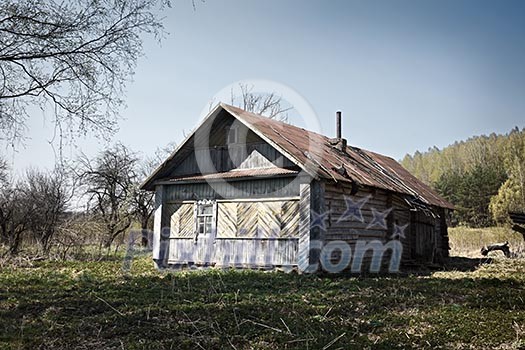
141, 103, 454, 273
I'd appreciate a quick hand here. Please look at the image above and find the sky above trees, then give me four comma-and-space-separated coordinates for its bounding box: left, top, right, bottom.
6, 0, 525, 174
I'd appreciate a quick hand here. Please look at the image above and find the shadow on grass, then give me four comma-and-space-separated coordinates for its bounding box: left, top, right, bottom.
0, 257, 525, 349
312, 256, 493, 279
1, 258, 524, 349
441, 256, 493, 272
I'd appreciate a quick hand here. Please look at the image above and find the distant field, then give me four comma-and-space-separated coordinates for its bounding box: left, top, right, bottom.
1, 250, 524, 349
448, 226, 525, 257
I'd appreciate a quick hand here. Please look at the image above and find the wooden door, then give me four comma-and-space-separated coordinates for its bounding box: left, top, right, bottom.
414, 212, 436, 261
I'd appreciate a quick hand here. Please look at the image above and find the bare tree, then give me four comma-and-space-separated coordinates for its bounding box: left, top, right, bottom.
0, 183, 30, 256
78, 143, 138, 248
0, 166, 70, 256
230, 83, 292, 122
0, 0, 168, 144
23, 168, 70, 254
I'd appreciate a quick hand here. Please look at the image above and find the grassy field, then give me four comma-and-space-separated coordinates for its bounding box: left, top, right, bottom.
448, 226, 525, 257
0, 229, 524, 349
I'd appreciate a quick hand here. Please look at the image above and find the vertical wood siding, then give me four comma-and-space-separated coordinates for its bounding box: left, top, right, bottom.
297, 183, 311, 272
164, 177, 300, 201
152, 185, 165, 263
168, 238, 298, 267
173, 142, 296, 175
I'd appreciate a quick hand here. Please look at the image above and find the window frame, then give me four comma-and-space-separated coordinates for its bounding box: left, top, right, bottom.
194, 200, 216, 240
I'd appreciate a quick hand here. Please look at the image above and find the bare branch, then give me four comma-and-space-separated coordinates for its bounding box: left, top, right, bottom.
230, 83, 291, 122
0, 0, 168, 147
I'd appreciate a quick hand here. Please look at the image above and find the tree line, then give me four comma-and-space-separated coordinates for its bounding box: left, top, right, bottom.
401, 127, 525, 227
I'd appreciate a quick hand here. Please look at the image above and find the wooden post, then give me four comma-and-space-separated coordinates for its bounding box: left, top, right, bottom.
152, 185, 166, 268
298, 182, 311, 273
310, 180, 324, 267
297, 179, 325, 273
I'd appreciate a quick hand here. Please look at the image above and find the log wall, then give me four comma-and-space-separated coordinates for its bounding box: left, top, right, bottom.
322, 181, 448, 269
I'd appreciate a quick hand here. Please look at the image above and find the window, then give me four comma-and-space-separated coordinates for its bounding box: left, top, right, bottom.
227, 126, 238, 144
196, 202, 214, 236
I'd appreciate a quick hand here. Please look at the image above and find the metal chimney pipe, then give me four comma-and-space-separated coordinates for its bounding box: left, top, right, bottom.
336, 111, 342, 139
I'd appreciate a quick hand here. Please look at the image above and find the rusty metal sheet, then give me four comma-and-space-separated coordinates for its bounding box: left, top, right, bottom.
166, 167, 298, 183
223, 104, 453, 209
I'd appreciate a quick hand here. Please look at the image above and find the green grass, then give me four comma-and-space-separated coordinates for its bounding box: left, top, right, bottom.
1, 252, 524, 349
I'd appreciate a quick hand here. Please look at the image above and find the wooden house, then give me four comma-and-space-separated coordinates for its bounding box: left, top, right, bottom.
141, 103, 453, 273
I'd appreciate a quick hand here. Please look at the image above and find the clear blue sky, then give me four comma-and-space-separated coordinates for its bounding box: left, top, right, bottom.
7, 0, 525, 172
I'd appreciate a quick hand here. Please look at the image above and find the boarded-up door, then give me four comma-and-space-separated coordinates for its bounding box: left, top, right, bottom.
168, 202, 196, 263
414, 212, 436, 261
216, 200, 299, 238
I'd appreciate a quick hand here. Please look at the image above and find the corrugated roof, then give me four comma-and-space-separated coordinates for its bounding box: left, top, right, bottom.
221, 104, 454, 209
142, 103, 453, 210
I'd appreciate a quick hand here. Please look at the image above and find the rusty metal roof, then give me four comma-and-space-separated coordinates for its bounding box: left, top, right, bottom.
164, 168, 298, 183
222, 104, 454, 209
142, 103, 453, 209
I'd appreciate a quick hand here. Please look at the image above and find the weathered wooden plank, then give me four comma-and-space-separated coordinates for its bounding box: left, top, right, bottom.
168, 238, 197, 263
237, 202, 258, 237
258, 201, 282, 237
217, 202, 237, 238
169, 203, 194, 238
324, 186, 388, 199
216, 199, 300, 239
325, 227, 387, 236
325, 200, 389, 212
297, 182, 311, 273
172, 141, 296, 175
164, 177, 301, 201
324, 192, 388, 204
153, 185, 165, 265
216, 197, 300, 203
281, 201, 300, 237
216, 239, 298, 267
325, 230, 387, 240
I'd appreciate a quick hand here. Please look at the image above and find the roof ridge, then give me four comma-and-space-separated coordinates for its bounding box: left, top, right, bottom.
220, 102, 332, 142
